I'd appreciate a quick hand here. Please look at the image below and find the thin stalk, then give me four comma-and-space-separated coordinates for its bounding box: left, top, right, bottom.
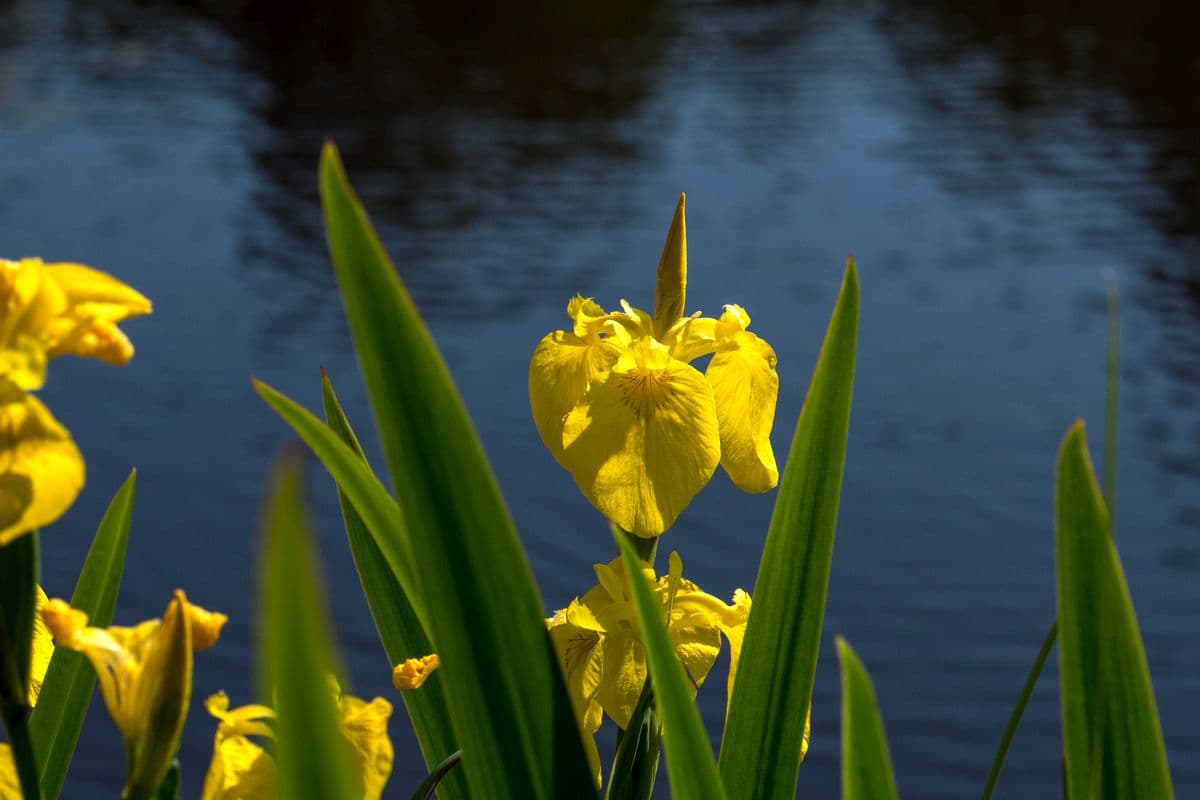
1102, 273, 1120, 535
980, 619, 1058, 800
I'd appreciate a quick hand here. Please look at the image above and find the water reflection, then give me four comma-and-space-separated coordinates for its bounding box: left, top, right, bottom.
3, 0, 1200, 797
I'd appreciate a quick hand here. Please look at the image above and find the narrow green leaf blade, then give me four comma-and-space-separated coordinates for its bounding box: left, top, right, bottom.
719, 257, 859, 798
31, 471, 135, 799
614, 533, 726, 800
317, 142, 594, 798
0, 531, 38, 707
320, 372, 463, 798
259, 456, 359, 800
836, 637, 900, 800
1055, 422, 1173, 799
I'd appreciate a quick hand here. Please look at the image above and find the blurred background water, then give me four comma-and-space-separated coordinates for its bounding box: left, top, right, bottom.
3, 0, 1199, 796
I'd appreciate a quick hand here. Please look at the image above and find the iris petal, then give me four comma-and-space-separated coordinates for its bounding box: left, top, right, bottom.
561, 339, 720, 537
706, 330, 779, 493
0, 391, 85, 546
528, 331, 619, 467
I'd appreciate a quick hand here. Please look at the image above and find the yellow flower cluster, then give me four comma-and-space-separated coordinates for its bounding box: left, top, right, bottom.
529, 197, 779, 537
0, 257, 150, 545
42, 591, 226, 799
547, 552, 751, 783
201, 683, 395, 800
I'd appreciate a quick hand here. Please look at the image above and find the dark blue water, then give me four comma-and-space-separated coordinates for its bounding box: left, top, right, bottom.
4, 1, 1199, 797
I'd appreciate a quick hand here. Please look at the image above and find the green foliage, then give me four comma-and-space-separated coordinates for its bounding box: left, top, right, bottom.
0, 531, 42, 800
258, 142, 596, 799
836, 638, 900, 800
1055, 422, 1173, 799
30, 471, 136, 799
614, 532, 727, 800
719, 257, 859, 799
259, 456, 360, 800
320, 372, 464, 798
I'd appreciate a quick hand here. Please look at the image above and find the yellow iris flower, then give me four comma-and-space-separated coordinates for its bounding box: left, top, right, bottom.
529, 196, 779, 537
0, 258, 151, 546
42, 591, 226, 799
201, 685, 395, 800
547, 552, 751, 781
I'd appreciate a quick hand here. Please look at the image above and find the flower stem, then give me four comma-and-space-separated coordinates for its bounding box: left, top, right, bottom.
0, 699, 43, 800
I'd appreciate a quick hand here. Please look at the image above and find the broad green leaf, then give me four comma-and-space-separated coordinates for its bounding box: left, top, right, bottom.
316, 142, 594, 798
836, 637, 899, 800
321, 372, 463, 798
1055, 422, 1172, 799
719, 257, 859, 798
31, 471, 135, 799
614, 532, 726, 800
259, 456, 358, 800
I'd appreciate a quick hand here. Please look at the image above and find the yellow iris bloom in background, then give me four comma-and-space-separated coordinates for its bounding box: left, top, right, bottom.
391, 654, 440, 691
201, 685, 394, 800
42, 590, 226, 799
0, 258, 151, 546
547, 552, 751, 779
529, 196, 779, 537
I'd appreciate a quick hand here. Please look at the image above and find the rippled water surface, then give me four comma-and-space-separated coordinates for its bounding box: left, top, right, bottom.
3, 0, 1199, 796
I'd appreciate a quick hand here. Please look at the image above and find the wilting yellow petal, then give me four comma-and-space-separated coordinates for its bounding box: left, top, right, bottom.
652, 194, 687, 339
339, 695, 394, 800
562, 338, 720, 537
0, 390, 85, 546
29, 586, 53, 706
391, 654, 439, 691
706, 329, 779, 493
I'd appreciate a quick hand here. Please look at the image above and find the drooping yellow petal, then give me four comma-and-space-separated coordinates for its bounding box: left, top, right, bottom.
529, 325, 621, 468
29, 586, 53, 706
652, 194, 687, 340
562, 337, 720, 537
391, 654, 439, 691
721, 589, 752, 716
339, 694, 394, 800
201, 733, 277, 800
0, 390, 85, 546
706, 329, 779, 493
201, 693, 277, 800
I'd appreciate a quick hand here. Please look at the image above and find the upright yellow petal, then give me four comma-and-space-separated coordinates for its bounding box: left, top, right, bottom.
562, 338, 720, 537
0, 390, 85, 546
706, 330, 779, 493
652, 194, 687, 340
124, 591, 194, 800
